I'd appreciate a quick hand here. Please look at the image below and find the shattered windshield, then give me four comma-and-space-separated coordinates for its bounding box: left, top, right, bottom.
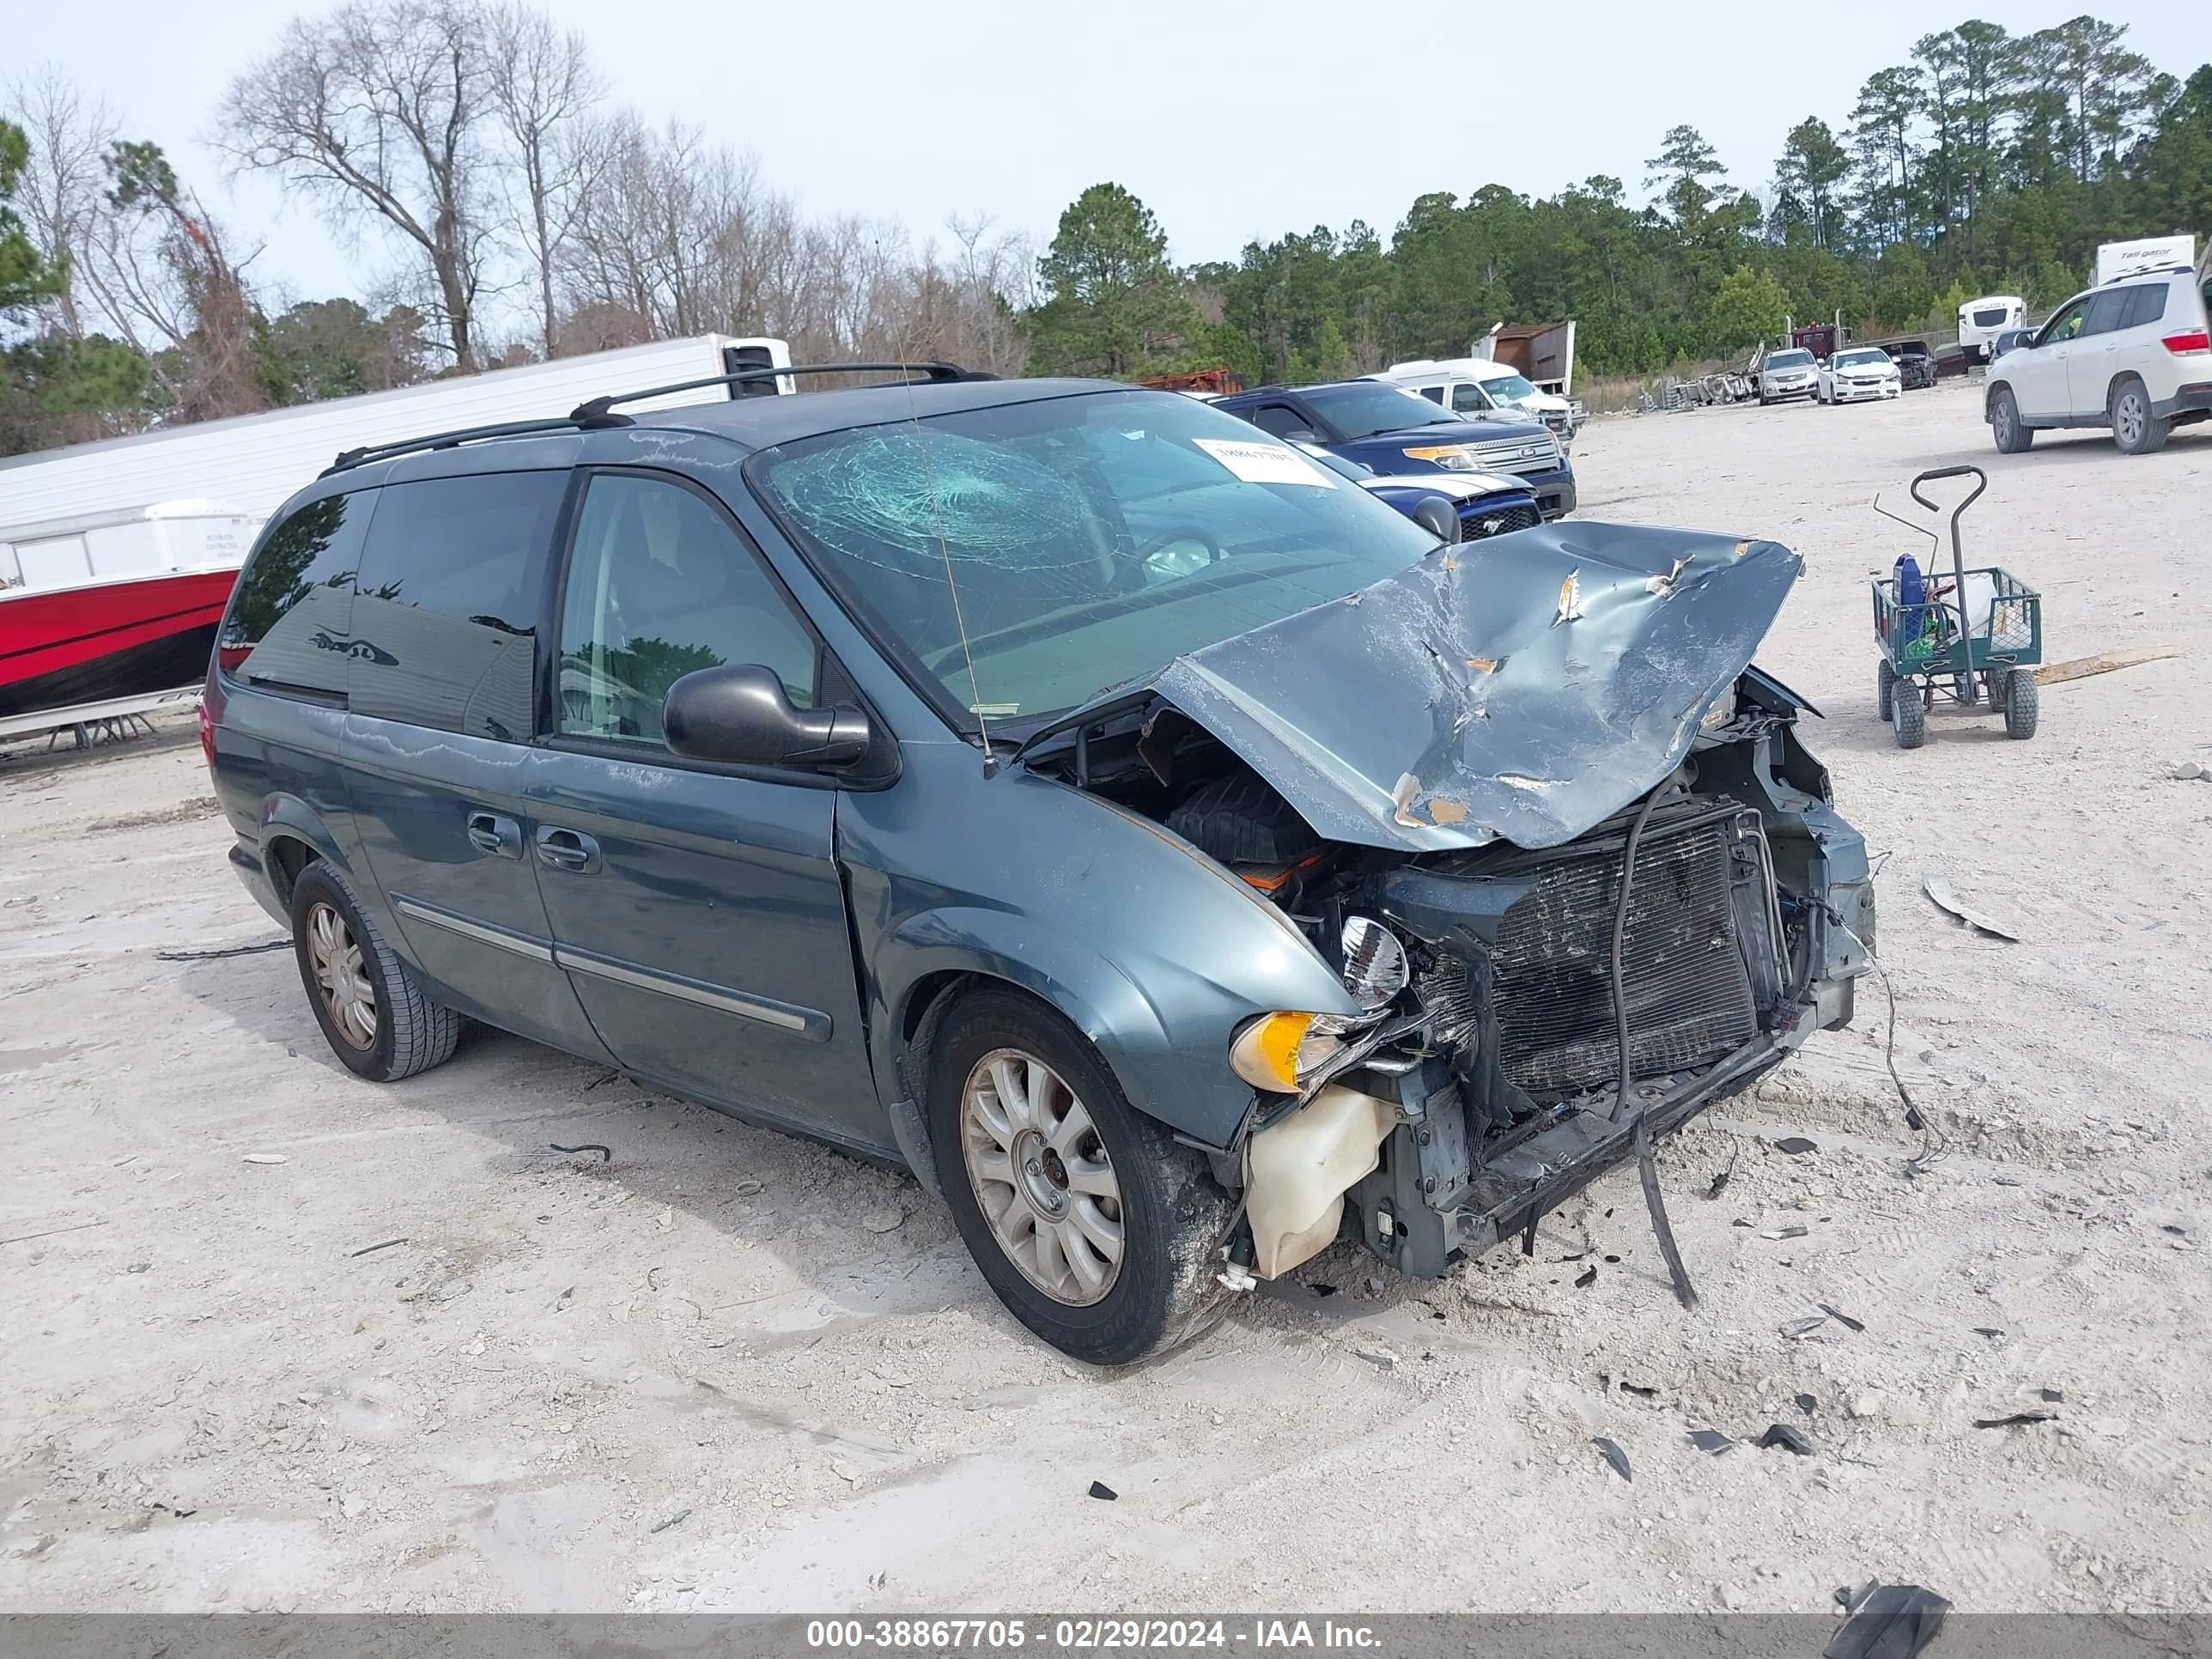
750, 389, 1437, 729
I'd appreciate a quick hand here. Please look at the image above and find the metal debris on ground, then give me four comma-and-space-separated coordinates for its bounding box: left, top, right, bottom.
1922, 872, 2021, 941
548, 1142, 613, 1163
242, 1153, 289, 1165
155, 939, 290, 962
1704, 1149, 1739, 1200
649, 1508, 691, 1534
1591, 1437, 1632, 1481
1087, 1481, 1117, 1501
0, 1219, 109, 1247
1796, 1393, 1819, 1413
1824, 1583, 1951, 1659
1686, 1429, 1735, 1454
1757, 1423, 1816, 1455
349, 1237, 409, 1258
1819, 1303, 1867, 1333
1575, 1266, 1598, 1288
1761, 1224, 1809, 1240
1773, 1136, 1820, 1156
1781, 1314, 1831, 1339
1973, 1411, 2057, 1428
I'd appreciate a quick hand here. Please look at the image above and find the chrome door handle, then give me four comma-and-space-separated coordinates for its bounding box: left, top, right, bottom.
534, 826, 602, 874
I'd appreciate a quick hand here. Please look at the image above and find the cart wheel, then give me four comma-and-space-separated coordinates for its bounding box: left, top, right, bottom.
1877, 659, 1897, 721
2002, 668, 2039, 739
1984, 670, 2006, 708
1892, 683, 1927, 749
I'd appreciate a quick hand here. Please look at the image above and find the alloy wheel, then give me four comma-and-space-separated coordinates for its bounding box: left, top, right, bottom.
959, 1048, 1124, 1306
306, 900, 377, 1049
2116, 391, 2145, 448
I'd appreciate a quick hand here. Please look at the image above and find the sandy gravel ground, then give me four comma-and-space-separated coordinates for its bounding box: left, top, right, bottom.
3, 382, 2209, 1616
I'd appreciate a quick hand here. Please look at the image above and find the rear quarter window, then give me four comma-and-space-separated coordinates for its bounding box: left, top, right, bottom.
346, 471, 568, 740
2119, 284, 2171, 331
216, 489, 375, 698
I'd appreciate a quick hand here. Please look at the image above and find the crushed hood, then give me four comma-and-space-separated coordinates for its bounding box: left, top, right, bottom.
1149, 521, 1802, 854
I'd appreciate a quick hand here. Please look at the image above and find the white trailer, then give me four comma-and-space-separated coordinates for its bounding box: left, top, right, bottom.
2096, 235, 2197, 288
0, 335, 792, 540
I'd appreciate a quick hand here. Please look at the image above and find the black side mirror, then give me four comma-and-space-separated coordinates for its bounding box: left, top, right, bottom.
662, 664, 871, 771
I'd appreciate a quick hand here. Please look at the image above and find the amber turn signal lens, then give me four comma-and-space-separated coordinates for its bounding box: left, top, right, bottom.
1230, 1012, 1316, 1093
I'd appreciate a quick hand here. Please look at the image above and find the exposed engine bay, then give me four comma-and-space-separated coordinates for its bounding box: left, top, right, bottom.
1030, 665, 1876, 1283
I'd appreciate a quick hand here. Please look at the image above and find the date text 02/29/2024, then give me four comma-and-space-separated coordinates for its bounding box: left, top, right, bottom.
804, 1619, 1382, 1650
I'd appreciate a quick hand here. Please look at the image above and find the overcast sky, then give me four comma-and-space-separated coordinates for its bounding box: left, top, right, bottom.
10, 0, 2203, 325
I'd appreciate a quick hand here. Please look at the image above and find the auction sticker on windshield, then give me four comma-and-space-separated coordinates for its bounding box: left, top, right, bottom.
1192, 438, 1338, 488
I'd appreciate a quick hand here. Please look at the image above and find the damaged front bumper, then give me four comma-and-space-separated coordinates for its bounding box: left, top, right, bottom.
1233, 680, 1875, 1285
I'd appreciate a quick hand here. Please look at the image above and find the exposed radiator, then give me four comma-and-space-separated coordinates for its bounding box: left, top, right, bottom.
1489, 811, 1770, 1100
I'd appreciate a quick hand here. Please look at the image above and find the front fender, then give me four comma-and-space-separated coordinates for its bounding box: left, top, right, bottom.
842, 744, 1359, 1150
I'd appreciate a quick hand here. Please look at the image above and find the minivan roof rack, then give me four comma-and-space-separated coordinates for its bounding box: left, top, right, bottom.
321, 359, 991, 477
567, 359, 993, 426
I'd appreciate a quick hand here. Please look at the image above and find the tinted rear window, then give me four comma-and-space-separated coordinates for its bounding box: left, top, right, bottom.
346, 471, 568, 740
216, 489, 375, 698
2118, 284, 2170, 331
1972, 307, 2010, 326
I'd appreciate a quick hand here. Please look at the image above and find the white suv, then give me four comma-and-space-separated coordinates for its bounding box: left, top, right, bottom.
1986, 264, 2212, 456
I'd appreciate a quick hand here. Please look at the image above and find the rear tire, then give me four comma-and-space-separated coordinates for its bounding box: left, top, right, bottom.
2002, 667, 2039, 739
2111, 377, 2170, 456
1892, 684, 1927, 749
1877, 659, 1896, 721
290, 862, 463, 1083
927, 988, 1237, 1365
1990, 388, 2033, 453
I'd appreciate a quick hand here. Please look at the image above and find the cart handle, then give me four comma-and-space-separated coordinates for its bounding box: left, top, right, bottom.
1905, 465, 1988, 686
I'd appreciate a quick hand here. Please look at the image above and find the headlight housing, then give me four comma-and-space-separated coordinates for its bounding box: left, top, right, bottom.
1400, 445, 1480, 470
1230, 1012, 1362, 1094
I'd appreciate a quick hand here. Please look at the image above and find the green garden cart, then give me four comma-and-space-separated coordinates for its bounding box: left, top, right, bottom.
1871, 465, 2043, 750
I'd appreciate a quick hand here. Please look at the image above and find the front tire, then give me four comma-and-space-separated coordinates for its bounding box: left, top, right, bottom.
290, 862, 463, 1082
2111, 377, 2170, 456
2002, 667, 2039, 738
1877, 659, 1897, 720
1892, 683, 1927, 749
1990, 387, 2034, 453
927, 988, 1237, 1364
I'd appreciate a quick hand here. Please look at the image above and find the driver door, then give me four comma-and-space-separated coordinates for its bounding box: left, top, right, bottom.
2011, 298, 2087, 422
526, 467, 885, 1149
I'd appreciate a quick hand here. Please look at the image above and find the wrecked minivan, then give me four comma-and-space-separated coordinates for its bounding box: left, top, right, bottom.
207, 369, 1873, 1365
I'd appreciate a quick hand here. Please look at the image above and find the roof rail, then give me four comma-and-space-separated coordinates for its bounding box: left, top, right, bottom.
565, 360, 992, 425
319, 359, 989, 477
323, 417, 597, 477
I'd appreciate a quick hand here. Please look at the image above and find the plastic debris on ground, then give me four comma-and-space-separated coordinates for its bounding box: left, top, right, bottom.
1758, 1423, 1816, 1455
1591, 1437, 1632, 1481
1824, 1583, 1951, 1659
1923, 872, 2021, 941
1686, 1429, 1735, 1455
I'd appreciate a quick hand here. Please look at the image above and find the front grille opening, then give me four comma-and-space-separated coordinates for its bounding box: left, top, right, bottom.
1488, 812, 1771, 1101
1464, 501, 1542, 538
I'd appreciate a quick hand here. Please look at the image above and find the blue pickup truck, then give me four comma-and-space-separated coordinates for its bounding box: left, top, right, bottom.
1214, 380, 1577, 519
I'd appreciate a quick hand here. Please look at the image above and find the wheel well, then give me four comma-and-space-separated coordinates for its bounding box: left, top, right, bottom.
896, 970, 1093, 1094
2106, 370, 2144, 410
264, 835, 314, 908
1986, 380, 2012, 412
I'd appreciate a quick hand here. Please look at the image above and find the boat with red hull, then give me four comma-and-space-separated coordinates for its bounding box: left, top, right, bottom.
0, 501, 254, 725
0, 568, 239, 719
